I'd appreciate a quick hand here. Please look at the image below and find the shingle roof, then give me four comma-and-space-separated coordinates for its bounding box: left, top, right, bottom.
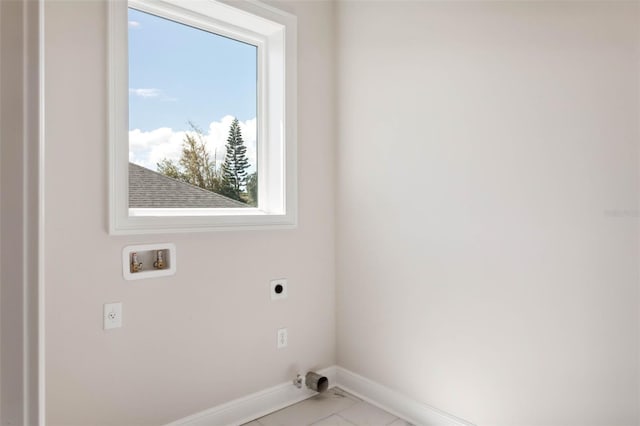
129, 162, 248, 208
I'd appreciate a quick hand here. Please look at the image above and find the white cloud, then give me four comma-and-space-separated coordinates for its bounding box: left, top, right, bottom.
129, 116, 257, 173
128, 21, 140, 28
129, 88, 177, 101
129, 88, 162, 98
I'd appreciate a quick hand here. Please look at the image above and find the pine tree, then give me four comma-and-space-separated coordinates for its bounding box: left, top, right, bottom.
220, 118, 250, 201
155, 119, 255, 204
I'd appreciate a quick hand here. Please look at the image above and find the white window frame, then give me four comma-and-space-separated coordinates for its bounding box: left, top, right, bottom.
108, 0, 297, 234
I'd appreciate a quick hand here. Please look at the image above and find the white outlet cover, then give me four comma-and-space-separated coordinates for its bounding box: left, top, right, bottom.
104, 302, 122, 330
270, 279, 288, 300
277, 328, 288, 349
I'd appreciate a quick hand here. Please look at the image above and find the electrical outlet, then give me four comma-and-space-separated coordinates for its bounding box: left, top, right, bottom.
270, 279, 288, 300
277, 328, 288, 349
104, 302, 122, 330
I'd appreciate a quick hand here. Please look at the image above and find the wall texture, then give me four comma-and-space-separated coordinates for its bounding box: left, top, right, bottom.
44, 1, 335, 425
336, 1, 640, 425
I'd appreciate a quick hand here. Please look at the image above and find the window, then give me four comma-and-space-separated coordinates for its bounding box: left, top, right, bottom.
109, 0, 297, 234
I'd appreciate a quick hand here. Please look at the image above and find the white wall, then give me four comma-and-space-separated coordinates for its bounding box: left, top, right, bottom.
336, 1, 640, 425
1, 1, 41, 424
25, 1, 640, 425
43, 1, 335, 425
0, 1, 24, 423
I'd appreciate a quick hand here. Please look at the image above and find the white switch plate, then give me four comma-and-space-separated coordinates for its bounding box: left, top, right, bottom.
270, 279, 288, 300
277, 328, 288, 349
104, 302, 122, 330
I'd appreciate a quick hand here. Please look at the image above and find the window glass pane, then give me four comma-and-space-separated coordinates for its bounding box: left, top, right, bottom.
128, 8, 258, 208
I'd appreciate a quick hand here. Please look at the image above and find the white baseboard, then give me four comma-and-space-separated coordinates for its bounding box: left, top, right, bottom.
165, 365, 474, 426
335, 367, 474, 426
165, 366, 337, 426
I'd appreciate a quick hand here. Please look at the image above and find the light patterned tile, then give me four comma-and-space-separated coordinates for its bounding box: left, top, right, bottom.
240, 422, 262, 426
257, 388, 359, 426
311, 414, 357, 426
333, 387, 361, 401
337, 401, 397, 426
387, 419, 415, 426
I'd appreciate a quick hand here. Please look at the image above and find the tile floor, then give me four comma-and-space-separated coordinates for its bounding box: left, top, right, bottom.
241, 388, 414, 426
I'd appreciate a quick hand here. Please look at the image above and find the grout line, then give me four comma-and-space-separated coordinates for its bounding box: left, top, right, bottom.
336, 399, 404, 426
335, 413, 359, 426
251, 386, 401, 426
384, 417, 404, 426
308, 413, 340, 426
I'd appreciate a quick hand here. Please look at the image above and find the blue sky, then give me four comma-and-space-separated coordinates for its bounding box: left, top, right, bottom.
128, 8, 258, 172
128, 8, 257, 132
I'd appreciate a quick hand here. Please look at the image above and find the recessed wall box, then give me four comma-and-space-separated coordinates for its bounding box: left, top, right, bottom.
122, 243, 176, 280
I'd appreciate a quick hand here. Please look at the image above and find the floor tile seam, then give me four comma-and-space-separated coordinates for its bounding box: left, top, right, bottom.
307, 412, 359, 426
333, 399, 374, 418
335, 399, 403, 426
313, 397, 360, 425
334, 412, 360, 426
384, 417, 402, 426
331, 395, 361, 415
337, 410, 402, 426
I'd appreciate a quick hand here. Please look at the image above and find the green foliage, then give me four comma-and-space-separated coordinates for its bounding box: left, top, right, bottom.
220, 118, 251, 202
156, 122, 221, 193
246, 172, 258, 207
156, 158, 183, 181
156, 118, 257, 205
179, 122, 220, 192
